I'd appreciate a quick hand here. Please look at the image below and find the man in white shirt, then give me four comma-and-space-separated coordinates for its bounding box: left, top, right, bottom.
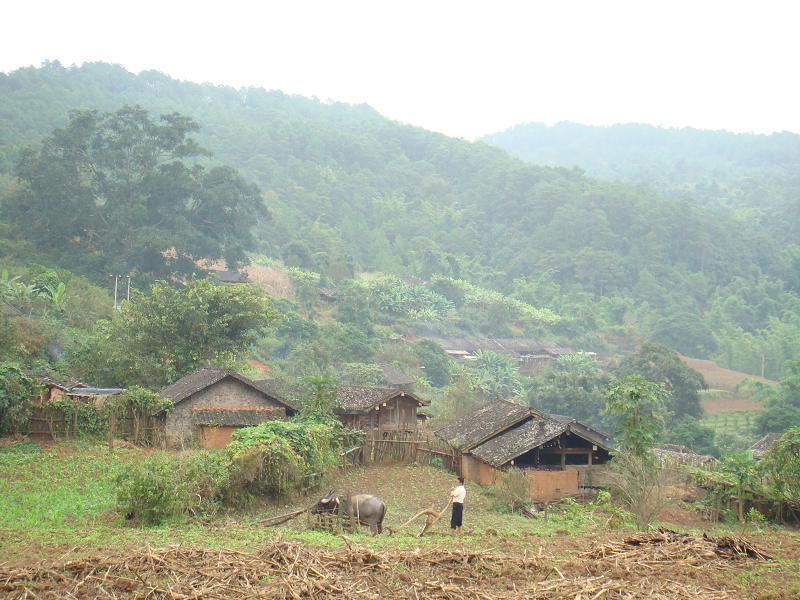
450, 476, 466, 538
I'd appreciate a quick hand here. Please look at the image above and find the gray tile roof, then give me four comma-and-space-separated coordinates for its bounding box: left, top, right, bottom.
424, 337, 571, 356
335, 386, 429, 414
434, 399, 533, 451
380, 364, 415, 386
435, 398, 613, 466
751, 433, 782, 458
469, 417, 613, 468
160, 368, 297, 412
213, 270, 248, 283
470, 417, 565, 467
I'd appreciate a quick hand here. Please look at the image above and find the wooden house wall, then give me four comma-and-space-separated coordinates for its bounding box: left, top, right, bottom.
339, 396, 420, 433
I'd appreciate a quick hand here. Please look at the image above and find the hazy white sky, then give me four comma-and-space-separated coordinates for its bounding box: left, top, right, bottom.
2, 0, 799, 139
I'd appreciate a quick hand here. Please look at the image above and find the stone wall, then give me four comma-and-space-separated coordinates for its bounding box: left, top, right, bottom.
165, 378, 286, 447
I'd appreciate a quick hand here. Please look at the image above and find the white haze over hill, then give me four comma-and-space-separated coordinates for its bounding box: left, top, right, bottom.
2, 0, 799, 139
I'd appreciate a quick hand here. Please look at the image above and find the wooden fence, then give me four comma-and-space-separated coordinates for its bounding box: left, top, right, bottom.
343, 430, 458, 472
27, 405, 163, 446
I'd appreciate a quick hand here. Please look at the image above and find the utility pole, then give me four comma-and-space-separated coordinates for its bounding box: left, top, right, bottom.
109, 274, 118, 310
126, 275, 131, 302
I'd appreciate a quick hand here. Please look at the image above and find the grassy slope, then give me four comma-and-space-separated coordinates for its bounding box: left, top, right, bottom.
1, 441, 799, 598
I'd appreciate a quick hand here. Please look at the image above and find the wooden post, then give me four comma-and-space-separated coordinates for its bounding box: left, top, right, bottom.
72, 398, 78, 438
588, 451, 593, 466
107, 410, 116, 451
560, 450, 566, 469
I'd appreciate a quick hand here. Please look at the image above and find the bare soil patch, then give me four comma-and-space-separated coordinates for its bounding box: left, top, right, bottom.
680, 355, 775, 391
702, 395, 764, 414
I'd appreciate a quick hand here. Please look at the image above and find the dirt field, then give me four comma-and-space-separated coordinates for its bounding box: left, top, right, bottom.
681, 355, 775, 392
1, 446, 799, 599
701, 393, 764, 414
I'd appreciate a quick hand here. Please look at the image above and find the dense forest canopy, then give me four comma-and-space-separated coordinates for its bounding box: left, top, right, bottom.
483, 121, 800, 242
1, 62, 799, 381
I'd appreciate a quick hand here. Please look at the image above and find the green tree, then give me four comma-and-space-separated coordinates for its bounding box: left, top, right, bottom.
70, 279, 276, 388
472, 350, 521, 399
297, 375, 339, 417
411, 340, 452, 387
5, 106, 267, 278
0, 362, 42, 434
617, 342, 706, 419
719, 453, 760, 523
649, 309, 718, 358
604, 374, 667, 458
526, 353, 610, 427
761, 427, 800, 515
663, 416, 719, 457
755, 361, 800, 435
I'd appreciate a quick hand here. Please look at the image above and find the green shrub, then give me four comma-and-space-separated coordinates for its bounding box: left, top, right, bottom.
114, 415, 360, 523
115, 451, 232, 524
229, 414, 360, 494
746, 507, 767, 525
0, 363, 41, 435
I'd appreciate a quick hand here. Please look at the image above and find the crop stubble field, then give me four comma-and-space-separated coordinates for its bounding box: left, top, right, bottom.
1, 442, 799, 598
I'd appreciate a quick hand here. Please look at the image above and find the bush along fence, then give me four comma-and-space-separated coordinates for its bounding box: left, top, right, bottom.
28, 387, 173, 447
115, 414, 364, 524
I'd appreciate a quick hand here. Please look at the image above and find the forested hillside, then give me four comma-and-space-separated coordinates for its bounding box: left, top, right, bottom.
483, 122, 800, 240
1, 62, 799, 380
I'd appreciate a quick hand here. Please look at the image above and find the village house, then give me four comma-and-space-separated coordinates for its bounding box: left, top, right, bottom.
378, 364, 415, 389
335, 386, 429, 433
653, 443, 718, 468
423, 337, 579, 373
28, 376, 126, 439
212, 270, 249, 284
158, 368, 297, 449
435, 399, 613, 502
750, 433, 782, 459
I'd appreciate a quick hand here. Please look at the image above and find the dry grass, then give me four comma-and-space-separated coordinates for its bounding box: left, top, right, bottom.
0, 531, 773, 599
199, 258, 295, 300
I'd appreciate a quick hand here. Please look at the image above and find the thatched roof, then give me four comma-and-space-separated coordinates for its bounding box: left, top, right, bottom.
335, 386, 428, 414
434, 399, 533, 451
192, 405, 284, 426
751, 433, 782, 458
424, 337, 570, 357
468, 415, 613, 468
160, 368, 297, 412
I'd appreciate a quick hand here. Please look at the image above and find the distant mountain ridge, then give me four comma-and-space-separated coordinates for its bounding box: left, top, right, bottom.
482, 121, 800, 227
1, 62, 799, 379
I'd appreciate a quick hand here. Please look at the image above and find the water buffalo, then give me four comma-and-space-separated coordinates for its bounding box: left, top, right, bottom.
311, 491, 386, 534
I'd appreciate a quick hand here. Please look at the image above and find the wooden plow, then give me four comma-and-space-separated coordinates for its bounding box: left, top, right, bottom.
259, 502, 318, 527
388, 499, 452, 537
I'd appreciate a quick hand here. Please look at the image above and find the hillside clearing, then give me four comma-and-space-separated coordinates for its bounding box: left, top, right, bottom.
1, 442, 800, 598
680, 356, 776, 392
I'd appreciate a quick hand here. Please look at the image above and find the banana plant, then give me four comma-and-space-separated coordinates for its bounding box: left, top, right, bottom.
41, 281, 68, 315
